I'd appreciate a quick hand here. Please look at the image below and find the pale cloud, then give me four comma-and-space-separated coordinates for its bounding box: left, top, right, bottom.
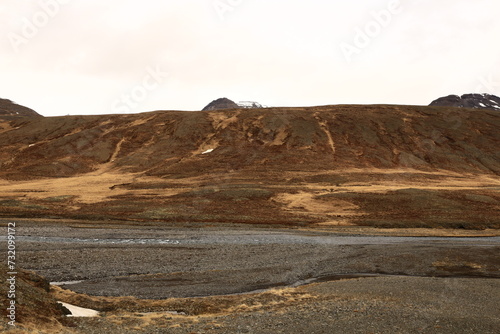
0, 0, 499, 116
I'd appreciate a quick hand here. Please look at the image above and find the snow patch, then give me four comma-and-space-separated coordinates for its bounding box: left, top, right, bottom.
58, 302, 99, 317
202, 148, 214, 154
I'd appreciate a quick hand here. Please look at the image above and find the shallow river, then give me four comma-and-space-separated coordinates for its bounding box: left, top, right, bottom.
4, 233, 500, 246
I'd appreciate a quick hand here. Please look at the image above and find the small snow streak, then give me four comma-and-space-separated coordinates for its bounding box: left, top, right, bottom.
202, 148, 214, 154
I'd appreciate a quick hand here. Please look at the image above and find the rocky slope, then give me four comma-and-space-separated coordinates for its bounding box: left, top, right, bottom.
430, 93, 500, 111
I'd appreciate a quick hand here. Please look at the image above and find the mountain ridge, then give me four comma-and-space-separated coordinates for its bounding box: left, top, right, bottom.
0, 104, 498, 179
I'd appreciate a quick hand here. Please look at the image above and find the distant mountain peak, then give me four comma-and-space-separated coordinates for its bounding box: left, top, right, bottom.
0, 98, 42, 117
237, 101, 266, 109
202, 98, 266, 111
202, 98, 239, 111
430, 93, 500, 111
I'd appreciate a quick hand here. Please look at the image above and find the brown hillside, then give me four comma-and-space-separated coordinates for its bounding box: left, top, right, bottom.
0, 105, 499, 228
0, 266, 68, 332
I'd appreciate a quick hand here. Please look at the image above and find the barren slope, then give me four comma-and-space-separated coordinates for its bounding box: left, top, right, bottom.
0, 105, 499, 228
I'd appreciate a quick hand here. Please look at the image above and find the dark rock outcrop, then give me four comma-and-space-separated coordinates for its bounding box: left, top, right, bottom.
0, 98, 42, 117
202, 98, 239, 111
430, 93, 500, 111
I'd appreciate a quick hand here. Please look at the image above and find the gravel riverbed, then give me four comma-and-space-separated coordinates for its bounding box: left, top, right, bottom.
2, 219, 499, 333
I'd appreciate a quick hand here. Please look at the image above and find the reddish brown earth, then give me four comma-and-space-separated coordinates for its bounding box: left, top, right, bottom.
0, 104, 499, 229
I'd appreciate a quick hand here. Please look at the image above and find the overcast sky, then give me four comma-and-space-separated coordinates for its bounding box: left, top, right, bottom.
1, 0, 499, 116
